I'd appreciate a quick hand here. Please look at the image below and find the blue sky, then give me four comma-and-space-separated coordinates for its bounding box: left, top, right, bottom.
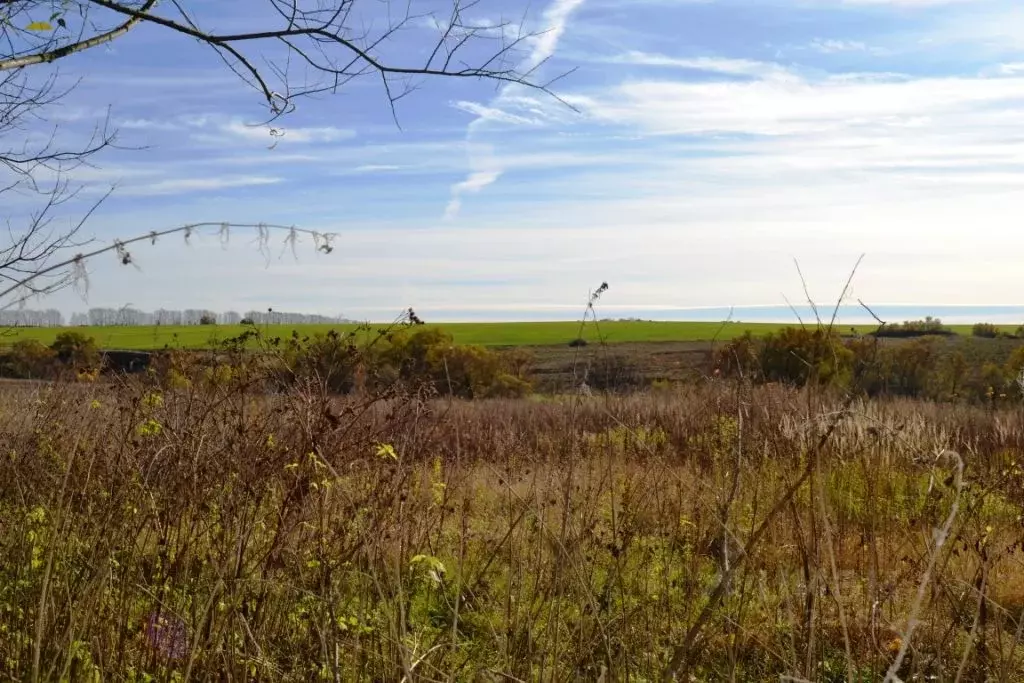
8, 0, 1024, 321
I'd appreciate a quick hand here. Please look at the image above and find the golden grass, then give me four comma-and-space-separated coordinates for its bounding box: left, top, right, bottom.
1, 375, 1024, 680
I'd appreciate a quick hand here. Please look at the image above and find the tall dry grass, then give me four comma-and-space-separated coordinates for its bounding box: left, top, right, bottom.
2, 369, 1024, 681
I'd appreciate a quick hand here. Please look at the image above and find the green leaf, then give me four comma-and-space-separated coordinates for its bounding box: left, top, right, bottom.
26, 21, 53, 31
409, 554, 446, 576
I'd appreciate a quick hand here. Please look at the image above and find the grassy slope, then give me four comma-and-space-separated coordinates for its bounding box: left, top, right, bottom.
0, 320, 1009, 350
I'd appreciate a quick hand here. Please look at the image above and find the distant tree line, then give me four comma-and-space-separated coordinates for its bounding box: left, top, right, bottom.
0, 308, 352, 327
0, 309, 65, 327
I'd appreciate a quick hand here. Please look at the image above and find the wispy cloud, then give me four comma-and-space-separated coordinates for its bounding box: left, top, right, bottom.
452, 101, 543, 126
217, 120, 354, 144
116, 175, 284, 196
571, 69, 1024, 136
841, 0, 980, 5
807, 38, 887, 55
444, 0, 587, 220
118, 114, 355, 146
607, 51, 794, 79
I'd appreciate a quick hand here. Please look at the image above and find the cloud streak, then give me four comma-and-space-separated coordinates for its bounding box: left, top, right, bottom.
444, 0, 587, 219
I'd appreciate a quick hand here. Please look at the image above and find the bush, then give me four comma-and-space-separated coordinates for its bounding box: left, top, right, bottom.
713, 333, 761, 380
49, 331, 101, 370
240, 317, 255, 326
199, 314, 217, 325
586, 352, 643, 393
282, 330, 360, 394
972, 322, 1001, 338
882, 337, 938, 397
5, 339, 56, 379
875, 317, 953, 338
275, 326, 532, 398
760, 327, 853, 387
714, 327, 853, 388
568, 338, 587, 348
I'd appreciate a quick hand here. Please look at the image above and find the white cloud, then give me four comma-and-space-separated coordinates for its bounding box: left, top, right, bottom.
445, 0, 588, 219
810, 39, 868, 53
609, 51, 794, 79
442, 171, 503, 220
414, 13, 523, 42
217, 120, 355, 144
352, 164, 403, 173
525, 0, 588, 71
117, 175, 283, 196
452, 101, 543, 126
806, 38, 889, 55
572, 71, 1024, 136
117, 115, 355, 145
841, 0, 983, 5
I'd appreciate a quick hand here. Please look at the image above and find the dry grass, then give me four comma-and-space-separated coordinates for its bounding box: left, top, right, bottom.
2, 372, 1024, 681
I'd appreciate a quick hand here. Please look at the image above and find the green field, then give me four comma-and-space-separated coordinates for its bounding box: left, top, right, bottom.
0, 320, 1008, 350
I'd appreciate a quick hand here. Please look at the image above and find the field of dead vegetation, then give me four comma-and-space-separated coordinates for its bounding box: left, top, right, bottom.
3, 363, 1024, 681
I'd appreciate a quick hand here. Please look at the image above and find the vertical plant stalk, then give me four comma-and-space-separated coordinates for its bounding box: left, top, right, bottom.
31, 435, 83, 683
813, 459, 855, 683
883, 449, 964, 683
955, 562, 989, 682
661, 394, 856, 682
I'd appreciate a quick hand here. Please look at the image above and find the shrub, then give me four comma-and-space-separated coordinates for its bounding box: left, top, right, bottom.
586, 352, 644, 393
274, 326, 532, 398
282, 330, 360, 394
482, 372, 533, 399
49, 331, 101, 370
972, 322, 1001, 338
883, 337, 938, 397
6, 339, 56, 379
875, 317, 953, 338
713, 328, 854, 387
240, 317, 255, 326
713, 332, 761, 380
199, 313, 217, 325
426, 342, 508, 398
568, 338, 587, 348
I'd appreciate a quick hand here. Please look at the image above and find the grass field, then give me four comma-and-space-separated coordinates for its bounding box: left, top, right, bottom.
0, 319, 994, 350
4, 378, 1024, 680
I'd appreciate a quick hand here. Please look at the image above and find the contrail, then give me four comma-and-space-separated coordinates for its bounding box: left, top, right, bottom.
444, 0, 587, 220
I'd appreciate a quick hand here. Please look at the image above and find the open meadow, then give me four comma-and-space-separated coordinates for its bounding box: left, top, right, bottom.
0, 320, 913, 350
3, 344, 1024, 681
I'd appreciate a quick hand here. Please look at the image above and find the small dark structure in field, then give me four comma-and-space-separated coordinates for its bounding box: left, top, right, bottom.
102, 350, 151, 374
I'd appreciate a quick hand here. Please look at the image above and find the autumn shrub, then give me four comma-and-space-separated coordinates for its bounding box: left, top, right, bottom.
269, 326, 533, 398
972, 322, 1002, 338
880, 336, 939, 397
716, 326, 852, 387
874, 316, 953, 338
282, 329, 361, 394
49, 330, 101, 370
4, 338, 56, 379
585, 351, 644, 392
760, 326, 853, 386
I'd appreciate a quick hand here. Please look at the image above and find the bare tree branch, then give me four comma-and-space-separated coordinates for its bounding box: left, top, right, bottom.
1, 0, 557, 118
0, 0, 156, 70
0, 0, 570, 309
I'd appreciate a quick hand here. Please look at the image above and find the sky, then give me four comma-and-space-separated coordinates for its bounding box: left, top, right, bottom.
6, 0, 1024, 322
